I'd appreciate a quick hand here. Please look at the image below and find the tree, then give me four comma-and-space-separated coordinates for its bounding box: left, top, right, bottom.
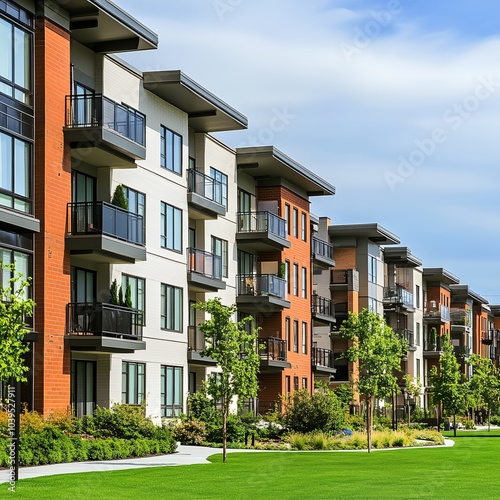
111, 184, 129, 210
193, 298, 260, 463
339, 309, 406, 452
429, 336, 466, 437
468, 354, 500, 431
403, 374, 422, 426
0, 262, 35, 382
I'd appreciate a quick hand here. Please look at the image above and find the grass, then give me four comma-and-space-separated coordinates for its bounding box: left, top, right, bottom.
4, 430, 500, 499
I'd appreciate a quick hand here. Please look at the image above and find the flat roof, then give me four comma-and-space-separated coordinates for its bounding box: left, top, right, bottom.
383, 246, 422, 268
328, 223, 399, 245
143, 70, 248, 132
449, 284, 488, 305
422, 268, 460, 285
236, 146, 336, 197
56, 0, 158, 52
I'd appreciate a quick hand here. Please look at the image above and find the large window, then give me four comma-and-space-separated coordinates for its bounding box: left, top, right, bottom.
161, 284, 182, 332
0, 4, 33, 105
121, 361, 145, 405
211, 236, 228, 278
1, 248, 30, 294
161, 365, 183, 417
0, 131, 31, 213
70, 266, 95, 303
160, 126, 182, 174
368, 255, 377, 283
237, 250, 254, 275
160, 202, 182, 252
124, 186, 145, 240
210, 167, 228, 208
122, 274, 145, 325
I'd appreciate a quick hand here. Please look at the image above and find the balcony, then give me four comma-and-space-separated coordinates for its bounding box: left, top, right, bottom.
450, 308, 471, 330
65, 302, 145, 353
311, 236, 335, 268
64, 94, 146, 167
187, 169, 227, 219
423, 336, 444, 358
453, 345, 471, 359
311, 295, 336, 326
236, 274, 290, 313
259, 337, 291, 372
423, 303, 450, 323
236, 211, 290, 252
482, 330, 497, 346
187, 248, 225, 292
383, 285, 414, 310
396, 329, 416, 351
312, 347, 337, 375
66, 202, 146, 263
331, 302, 348, 333
187, 326, 217, 366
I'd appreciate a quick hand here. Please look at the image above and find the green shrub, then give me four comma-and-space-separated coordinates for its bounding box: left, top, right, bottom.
173, 418, 207, 445
205, 413, 245, 444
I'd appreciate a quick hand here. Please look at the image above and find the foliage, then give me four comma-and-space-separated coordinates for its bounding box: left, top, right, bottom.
124, 283, 133, 308
282, 388, 345, 434
109, 279, 133, 308
338, 308, 406, 451
429, 335, 467, 436
109, 279, 119, 305
173, 418, 207, 445
0, 262, 35, 382
193, 298, 260, 462
111, 184, 129, 210
333, 383, 355, 408
187, 386, 218, 422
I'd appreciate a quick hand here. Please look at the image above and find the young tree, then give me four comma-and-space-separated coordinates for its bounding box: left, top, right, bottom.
339, 308, 407, 452
111, 184, 129, 210
429, 336, 466, 437
468, 354, 500, 431
193, 298, 260, 463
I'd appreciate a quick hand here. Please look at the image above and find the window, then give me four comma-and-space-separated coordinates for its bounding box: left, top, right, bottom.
72, 170, 95, 203
238, 189, 252, 212
70, 266, 95, 303
292, 208, 298, 238
416, 359, 421, 381
416, 322, 421, 346
1, 248, 30, 296
211, 236, 228, 278
161, 365, 183, 417
188, 372, 196, 394
161, 284, 183, 332
293, 320, 299, 353
122, 275, 145, 325
160, 202, 182, 252
284, 204, 290, 235
71, 360, 95, 418
301, 212, 307, 241
121, 361, 145, 405
293, 264, 299, 296
368, 297, 377, 314
0, 131, 31, 213
0, 5, 33, 105
285, 317, 291, 352
302, 377, 308, 390
415, 284, 420, 308
238, 250, 254, 275
124, 186, 146, 242
368, 255, 377, 283
210, 167, 228, 208
160, 126, 182, 174
285, 260, 290, 295
293, 376, 299, 391
302, 322, 308, 354
301, 267, 307, 298
285, 376, 291, 394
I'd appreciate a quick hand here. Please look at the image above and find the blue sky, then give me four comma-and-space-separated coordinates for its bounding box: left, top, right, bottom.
118, 0, 500, 303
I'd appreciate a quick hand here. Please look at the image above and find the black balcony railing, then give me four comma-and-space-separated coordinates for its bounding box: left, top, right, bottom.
331, 270, 349, 285
312, 347, 335, 369
237, 211, 287, 240
424, 336, 444, 352
312, 294, 335, 318
65, 94, 145, 146
311, 236, 334, 262
187, 169, 226, 207
67, 201, 144, 246
259, 337, 287, 362
236, 274, 286, 300
66, 302, 143, 340
187, 248, 222, 280
396, 329, 415, 349
383, 285, 414, 308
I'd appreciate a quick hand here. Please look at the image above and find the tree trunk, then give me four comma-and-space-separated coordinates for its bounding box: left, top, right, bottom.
367, 395, 373, 453
488, 409, 491, 432
222, 395, 227, 463
453, 414, 456, 437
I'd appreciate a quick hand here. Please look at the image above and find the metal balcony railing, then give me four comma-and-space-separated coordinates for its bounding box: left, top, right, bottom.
187, 169, 227, 207
424, 336, 444, 352
259, 337, 287, 362
453, 345, 471, 358
237, 211, 287, 240
396, 329, 415, 349
67, 202, 144, 246
331, 270, 349, 285
312, 347, 335, 369
236, 274, 286, 300
383, 285, 414, 308
450, 308, 471, 327
66, 302, 143, 340
65, 94, 145, 146
312, 294, 335, 318
187, 248, 222, 280
311, 236, 334, 261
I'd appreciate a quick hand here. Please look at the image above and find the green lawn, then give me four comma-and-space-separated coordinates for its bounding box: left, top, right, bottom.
5, 431, 500, 499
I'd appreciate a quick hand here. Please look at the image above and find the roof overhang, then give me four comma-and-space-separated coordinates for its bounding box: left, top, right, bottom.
383, 246, 422, 268
53, 0, 158, 52
143, 70, 248, 132
328, 223, 399, 245
423, 268, 460, 286
236, 146, 336, 197
449, 284, 488, 305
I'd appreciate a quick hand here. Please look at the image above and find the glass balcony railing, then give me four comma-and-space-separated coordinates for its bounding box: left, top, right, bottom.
383, 285, 414, 308
187, 169, 226, 207
237, 211, 287, 240
424, 303, 450, 321
450, 308, 471, 327
65, 94, 145, 147
67, 202, 144, 246
187, 248, 222, 280
311, 236, 334, 262
188, 326, 211, 352
66, 302, 143, 340
236, 274, 286, 300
